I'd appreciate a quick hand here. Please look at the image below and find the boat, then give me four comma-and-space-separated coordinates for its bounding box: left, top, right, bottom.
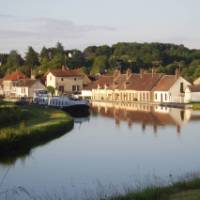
33, 90, 90, 117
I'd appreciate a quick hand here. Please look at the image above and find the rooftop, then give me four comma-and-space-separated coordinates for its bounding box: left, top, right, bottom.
48, 68, 82, 77
3, 70, 28, 81
15, 79, 40, 87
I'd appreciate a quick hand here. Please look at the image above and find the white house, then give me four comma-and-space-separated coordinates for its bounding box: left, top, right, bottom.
153, 73, 191, 103
185, 85, 200, 103
46, 68, 83, 94
15, 79, 46, 98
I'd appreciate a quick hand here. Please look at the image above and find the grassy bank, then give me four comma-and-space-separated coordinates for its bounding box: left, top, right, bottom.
191, 102, 200, 110
0, 104, 74, 156
106, 178, 200, 200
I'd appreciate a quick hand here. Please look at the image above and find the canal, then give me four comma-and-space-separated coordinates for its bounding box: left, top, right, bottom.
0, 102, 200, 199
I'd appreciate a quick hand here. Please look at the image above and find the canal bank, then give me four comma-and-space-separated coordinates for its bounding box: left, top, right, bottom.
105, 178, 200, 200
0, 102, 74, 157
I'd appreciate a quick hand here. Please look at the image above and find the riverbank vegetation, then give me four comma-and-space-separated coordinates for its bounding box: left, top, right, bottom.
1, 42, 200, 82
0, 103, 74, 156
106, 178, 200, 200
191, 102, 200, 110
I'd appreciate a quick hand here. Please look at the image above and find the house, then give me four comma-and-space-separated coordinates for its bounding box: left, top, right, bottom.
185, 85, 200, 103
85, 68, 191, 103
153, 69, 191, 103
193, 77, 200, 85
46, 67, 83, 94
0, 79, 3, 96
15, 79, 46, 98
2, 70, 28, 97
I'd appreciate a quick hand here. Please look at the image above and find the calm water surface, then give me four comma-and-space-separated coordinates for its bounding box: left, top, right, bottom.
0, 102, 200, 199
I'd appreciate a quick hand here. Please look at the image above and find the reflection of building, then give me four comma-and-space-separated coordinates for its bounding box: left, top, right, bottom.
83, 68, 191, 103
91, 101, 192, 134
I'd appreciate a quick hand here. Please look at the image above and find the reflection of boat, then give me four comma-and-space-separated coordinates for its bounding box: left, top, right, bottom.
74, 116, 90, 124
91, 101, 193, 133
33, 90, 90, 117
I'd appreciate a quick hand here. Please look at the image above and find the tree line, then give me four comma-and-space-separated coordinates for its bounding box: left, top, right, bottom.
1, 42, 200, 81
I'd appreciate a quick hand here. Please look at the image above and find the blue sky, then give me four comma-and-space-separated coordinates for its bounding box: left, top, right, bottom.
0, 0, 200, 53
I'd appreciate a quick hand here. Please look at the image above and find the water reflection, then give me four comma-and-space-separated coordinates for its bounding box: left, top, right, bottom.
91, 102, 194, 134
0, 118, 89, 166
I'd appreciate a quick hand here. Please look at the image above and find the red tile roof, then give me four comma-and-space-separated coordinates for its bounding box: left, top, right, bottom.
123, 73, 162, 91
16, 79, 41, 87
3, 70, 28, 81
91, 75, 113, 89
152, 75, 178, 91
48, 68, 82, 77
84, 71, 184, 92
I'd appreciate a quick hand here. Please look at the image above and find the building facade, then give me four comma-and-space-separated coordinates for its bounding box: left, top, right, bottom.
82, 69, 191, 104
46, 68, 83, 94
0, 70, 45, 98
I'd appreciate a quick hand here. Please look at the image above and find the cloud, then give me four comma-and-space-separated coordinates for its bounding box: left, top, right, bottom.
0, 15, 116, 53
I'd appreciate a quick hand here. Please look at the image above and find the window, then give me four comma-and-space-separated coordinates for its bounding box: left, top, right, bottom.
77, 85, 80, 91
21, 87, 25, 93
180, 82, 184, 93
72, 85, 76, 91
74, 78, 77, 81
155, 93, 157, 100
165, 93, 167, 101
58, 86, 64, 93
61, 78, 64, 81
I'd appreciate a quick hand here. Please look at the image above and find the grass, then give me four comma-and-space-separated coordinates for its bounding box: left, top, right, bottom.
105, 178, 200, 200
191, 102, 200, 110
0, 103, 74, 157
169, 189, 200, 200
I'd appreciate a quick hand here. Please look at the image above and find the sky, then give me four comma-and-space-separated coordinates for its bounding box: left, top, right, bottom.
0, 0, 200, 54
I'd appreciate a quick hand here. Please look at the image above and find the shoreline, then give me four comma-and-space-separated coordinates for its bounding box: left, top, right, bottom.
106, 178, 200, 200
0, 104, 74, 158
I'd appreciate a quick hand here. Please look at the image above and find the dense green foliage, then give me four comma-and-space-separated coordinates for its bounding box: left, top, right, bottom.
0, 106, 29, 126
0, 104, 74, 155
1, 42, 200, 81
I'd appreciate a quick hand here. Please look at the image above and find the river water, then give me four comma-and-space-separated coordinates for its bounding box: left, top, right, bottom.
0, 102, 200, 199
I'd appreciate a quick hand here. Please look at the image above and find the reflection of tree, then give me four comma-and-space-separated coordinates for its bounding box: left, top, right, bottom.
0, 129, 71, 167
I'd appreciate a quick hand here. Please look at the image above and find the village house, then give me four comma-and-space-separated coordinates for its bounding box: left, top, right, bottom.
0, 79, 3, 96
46, 67, 83, 94
0, 70, 45, 98
185, 85, 200, 103
15, 79, 46, 98
82, 68, 191, 103
2, 70, 28, 97
153, 69, 191, 103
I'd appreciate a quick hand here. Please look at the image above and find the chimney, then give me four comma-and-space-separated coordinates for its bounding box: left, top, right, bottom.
126, 68, 132, 80
113, 69, 120, 79
152, 67, 156, 77
175, 68, 180, 79
62, 65, 66, 71
140, 69, 144, 79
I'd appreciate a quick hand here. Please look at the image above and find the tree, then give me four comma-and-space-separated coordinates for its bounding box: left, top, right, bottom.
25, 46, 39, 68
91, 56, 108, 75
47, 86, 55, 95
5, 50, 23, 71
56, 42, 64, 55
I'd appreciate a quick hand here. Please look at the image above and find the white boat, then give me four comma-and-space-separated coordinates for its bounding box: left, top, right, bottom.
33, 90, 90, 117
